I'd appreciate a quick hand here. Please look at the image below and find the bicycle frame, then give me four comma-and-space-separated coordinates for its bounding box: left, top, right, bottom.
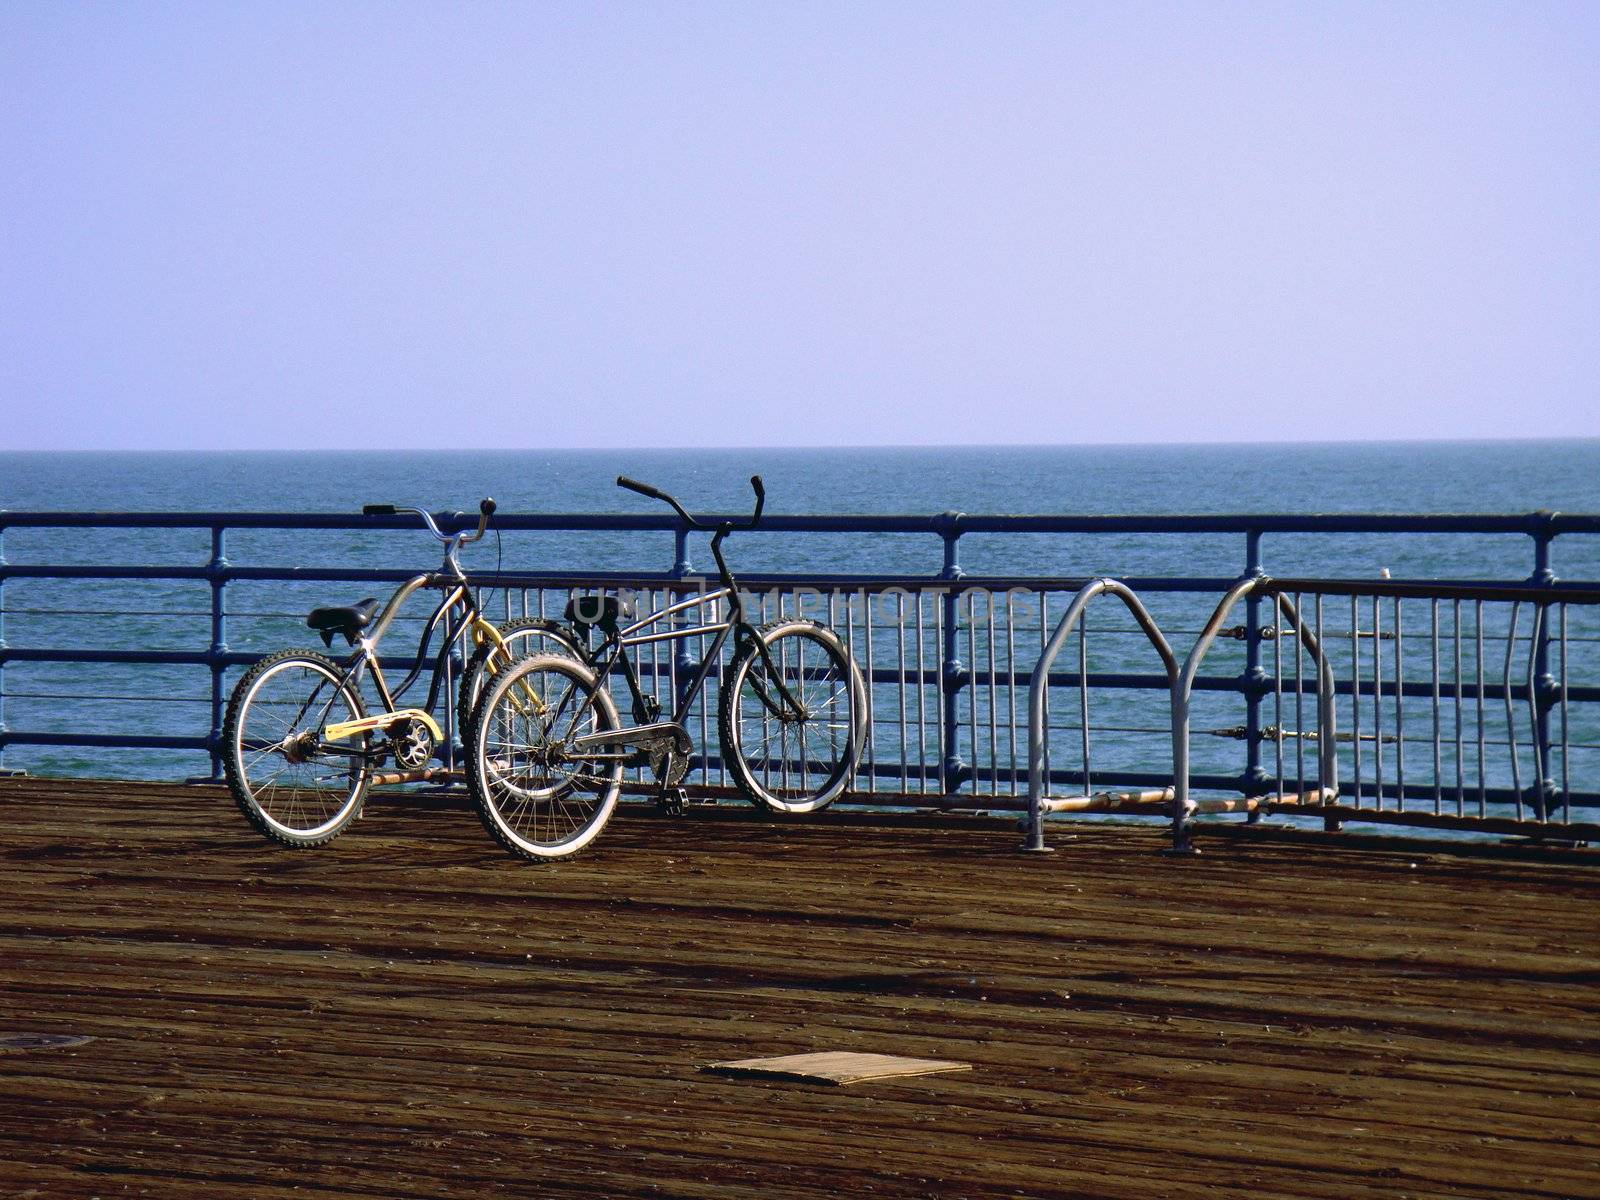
317, 573, 481, 751
593, 586, 743, 729
308, 500, 511, 761
551, 549, 808, 765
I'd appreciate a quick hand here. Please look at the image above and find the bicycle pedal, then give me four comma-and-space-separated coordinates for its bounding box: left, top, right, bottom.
657, 787, 690, 817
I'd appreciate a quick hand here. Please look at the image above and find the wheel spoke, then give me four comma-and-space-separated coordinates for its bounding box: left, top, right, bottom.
469, 657, 621, 859
226, 655, 367, 845
725, 626, 858, 812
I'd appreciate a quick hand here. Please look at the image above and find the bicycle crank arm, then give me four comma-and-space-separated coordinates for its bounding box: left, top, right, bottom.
323, 708, 443, 744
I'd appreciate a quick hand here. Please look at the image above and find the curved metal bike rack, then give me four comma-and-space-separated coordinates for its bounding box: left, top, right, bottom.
1024, 578, 1178, 852
1026, 574, 1340, 855
1171, 575, 1339, 852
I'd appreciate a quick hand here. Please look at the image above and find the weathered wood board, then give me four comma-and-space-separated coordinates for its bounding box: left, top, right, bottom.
0, 777, 1596, 1198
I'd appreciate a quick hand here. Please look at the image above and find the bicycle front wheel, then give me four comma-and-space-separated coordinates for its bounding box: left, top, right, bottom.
718, 619, 864, 814
223, 649, 370, 848
467, 653, 623, 860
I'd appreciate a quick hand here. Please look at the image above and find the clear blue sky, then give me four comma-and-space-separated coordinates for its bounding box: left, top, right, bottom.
2, 2, 1596, 450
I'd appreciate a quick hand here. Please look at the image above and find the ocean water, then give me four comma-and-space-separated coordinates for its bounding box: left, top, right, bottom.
6, 440, 1600, 522
2, 440, 1597, 809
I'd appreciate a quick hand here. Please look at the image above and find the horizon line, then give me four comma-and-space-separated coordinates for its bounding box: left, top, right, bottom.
3, 434, 1597, 455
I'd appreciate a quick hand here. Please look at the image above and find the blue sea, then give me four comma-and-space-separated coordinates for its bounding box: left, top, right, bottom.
2, 441, 1598, 808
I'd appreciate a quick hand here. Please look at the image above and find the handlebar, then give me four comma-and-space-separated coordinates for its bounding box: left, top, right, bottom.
616, 476, 664, 502
615, 474, 765, 532
362, 498, 496, 547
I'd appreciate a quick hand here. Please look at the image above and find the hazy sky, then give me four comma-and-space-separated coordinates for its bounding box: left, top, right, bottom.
3, 3, 1596, 450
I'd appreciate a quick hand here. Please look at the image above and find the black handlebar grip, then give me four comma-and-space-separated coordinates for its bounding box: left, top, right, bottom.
616, 475, 663, 499
363, 504, 397, 516
480, 498, 497, 517
749, 475, 766, 525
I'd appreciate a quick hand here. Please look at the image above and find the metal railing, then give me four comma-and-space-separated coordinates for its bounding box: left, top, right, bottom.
1246, 577, 1600, 840
1, 507, 1596, 843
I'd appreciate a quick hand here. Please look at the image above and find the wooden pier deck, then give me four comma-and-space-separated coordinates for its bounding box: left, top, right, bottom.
0, 777, 1596, 1199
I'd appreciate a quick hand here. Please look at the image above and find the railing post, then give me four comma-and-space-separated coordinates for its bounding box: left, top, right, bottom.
937, 512, 969, 796
1242, 529, 1269, 803
1530, 511, 1558, 818
0, 522, 16, 777
672, 523, 693, 578
204, 524, 229, 781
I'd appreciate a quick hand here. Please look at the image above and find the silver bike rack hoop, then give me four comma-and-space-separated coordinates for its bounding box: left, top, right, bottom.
1025, 575, 1339, 854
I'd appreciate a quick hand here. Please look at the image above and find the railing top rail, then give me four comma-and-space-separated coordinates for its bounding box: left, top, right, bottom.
2, 509, 1599, 536
1262, 576, 1600, 604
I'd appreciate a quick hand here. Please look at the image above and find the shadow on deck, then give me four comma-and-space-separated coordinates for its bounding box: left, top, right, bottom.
0, 777, 1596, 1199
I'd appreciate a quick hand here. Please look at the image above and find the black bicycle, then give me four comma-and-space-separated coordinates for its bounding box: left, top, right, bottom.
465, 475, 866, 860
222, 498, 580, 848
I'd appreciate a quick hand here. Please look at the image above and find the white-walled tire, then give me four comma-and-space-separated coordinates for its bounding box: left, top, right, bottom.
467, 653, 623, 860
223, 650, 370, 848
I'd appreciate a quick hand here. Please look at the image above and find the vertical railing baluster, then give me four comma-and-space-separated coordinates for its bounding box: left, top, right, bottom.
1440, 601, 1452, 819
861, 587, 877, 795
696, 583, 712, 784
1531, 514, 1556, 817
650, 588, 663, 786
988, 594, 1000, 796
1453, 600, 1465, 816
1273, 601, 1284, 802
934, 591, 947, 796
1351, 595, 1363, 808
914, 589, 927, 793
1393, 596, 1406, 809
939, 517, 965, 796
897, 591, 910, 794
1503, 602, 1523, 820
1372, 595, 1384, 809
1525, 602, 1545, 822
1078, 605, 1091, 800
967, 591, 980, 798
204, 523, 229, 780
1039, 592, 1050, 797
1559, 603, 1570, 823
0, 523, 11, 775
1475, 601, 1487, 818
1243, 529, 1265, 796
1294, 591, 1305, 795
1005, 592, 1018, 797
1317, 594, 1336, 829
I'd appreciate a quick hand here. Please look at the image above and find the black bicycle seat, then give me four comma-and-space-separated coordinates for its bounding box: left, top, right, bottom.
306, 598, 380, 645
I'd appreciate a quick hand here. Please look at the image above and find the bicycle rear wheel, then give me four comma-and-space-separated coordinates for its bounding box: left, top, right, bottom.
457, 616, 584, 744
718, 619, 864, 813
223, 649, 370, 847
467, 653, 624, 860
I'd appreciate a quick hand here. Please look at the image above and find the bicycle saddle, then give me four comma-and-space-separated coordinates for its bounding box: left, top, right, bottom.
565, 594, 635, 632
306, 598, 380, 646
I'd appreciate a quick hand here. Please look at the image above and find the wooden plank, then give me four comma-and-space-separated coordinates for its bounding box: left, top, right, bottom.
0, 776, 1595, 1199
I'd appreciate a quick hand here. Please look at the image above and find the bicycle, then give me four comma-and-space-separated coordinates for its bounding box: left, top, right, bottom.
223, 498, 580, 848
466, 474, 867, 861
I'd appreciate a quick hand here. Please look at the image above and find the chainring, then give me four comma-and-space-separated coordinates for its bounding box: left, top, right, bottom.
391, 718, 435, 769
649, 744, 689, 787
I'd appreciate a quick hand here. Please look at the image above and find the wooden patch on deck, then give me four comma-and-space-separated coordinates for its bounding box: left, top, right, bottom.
704, 1051, 971, 1086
